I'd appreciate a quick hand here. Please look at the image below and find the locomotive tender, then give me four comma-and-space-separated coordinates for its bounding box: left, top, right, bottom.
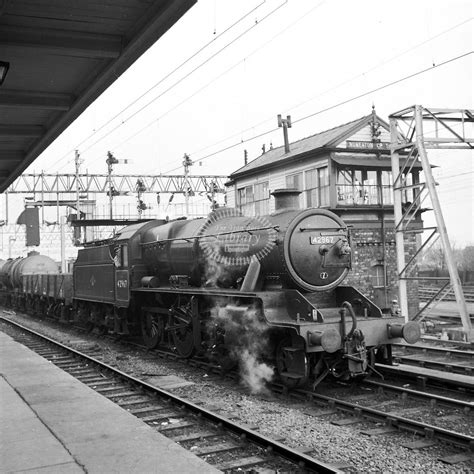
0, 190, 420, 388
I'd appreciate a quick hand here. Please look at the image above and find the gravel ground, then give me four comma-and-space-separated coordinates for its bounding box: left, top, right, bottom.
2, 310, 473, 473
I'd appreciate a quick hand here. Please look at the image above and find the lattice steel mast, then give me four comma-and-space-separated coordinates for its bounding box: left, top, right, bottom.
389, 105, 473, 340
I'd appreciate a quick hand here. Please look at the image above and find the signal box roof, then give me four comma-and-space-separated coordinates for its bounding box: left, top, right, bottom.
229, 113, 422, 181
0, 0, 195, 193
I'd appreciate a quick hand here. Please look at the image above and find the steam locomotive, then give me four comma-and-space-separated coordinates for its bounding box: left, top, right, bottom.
0, 189, 420, 389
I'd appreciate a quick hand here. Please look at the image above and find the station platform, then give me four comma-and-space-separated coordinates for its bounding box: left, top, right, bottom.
0, 332, 219, 474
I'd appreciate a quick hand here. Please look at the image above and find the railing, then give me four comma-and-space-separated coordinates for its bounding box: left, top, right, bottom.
336, 184, 393, 206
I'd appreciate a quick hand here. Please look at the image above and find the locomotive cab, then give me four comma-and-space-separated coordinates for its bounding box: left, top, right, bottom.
71, 219, 166, 334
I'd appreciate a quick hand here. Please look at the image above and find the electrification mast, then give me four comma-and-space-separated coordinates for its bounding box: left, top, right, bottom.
389, 106, 474, 341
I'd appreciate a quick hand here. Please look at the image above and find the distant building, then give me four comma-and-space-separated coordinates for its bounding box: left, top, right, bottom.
225, 109, 423, 315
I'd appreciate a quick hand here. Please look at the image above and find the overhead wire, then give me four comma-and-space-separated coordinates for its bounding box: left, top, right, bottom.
50, 11, 472, 182
77, 0, 288, 157
56, 11, 471, 175
438, 171, 473, 180
96, 0, 328, 160
293, 52, 473, 125
185, 17, 474, 159
103, 6, 470, 169
163, 27, 473, 171
76, 1, 267, 145
161, 50, 473, 173
51, 0, 269, 172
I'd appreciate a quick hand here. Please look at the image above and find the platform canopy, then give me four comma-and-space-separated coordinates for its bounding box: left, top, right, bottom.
0, 0, 196, 193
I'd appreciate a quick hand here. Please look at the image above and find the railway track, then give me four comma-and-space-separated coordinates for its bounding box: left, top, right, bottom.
2, 311, 473, 466
419, 286, 474, 303
421, 335, 474, 349
391, 343, 474, 376
0, 316, 341, 474
362, 379, 473, 412
281, 386, 473, 453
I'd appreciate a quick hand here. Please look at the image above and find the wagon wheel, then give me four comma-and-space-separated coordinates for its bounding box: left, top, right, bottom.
141, 311, 163, 349
33, 297, 43, 318
25, 296, 34, 315
275, 337, 309, 389
170, 308, 195, 358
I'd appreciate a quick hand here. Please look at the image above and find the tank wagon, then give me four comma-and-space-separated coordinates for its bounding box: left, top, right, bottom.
0, 191, 420, 388
0, 252, 70, 314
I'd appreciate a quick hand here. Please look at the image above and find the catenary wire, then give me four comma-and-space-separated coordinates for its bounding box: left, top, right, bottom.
161, 50, 473, 173
55, 12, 471, 175
77, 1, 288, 157
95, 12, 471, 171
70, 2, 267, 151
50, 1, 270, 172
82, 0, 327, 165
92, 0, 327, 159
186, 18, 474, 159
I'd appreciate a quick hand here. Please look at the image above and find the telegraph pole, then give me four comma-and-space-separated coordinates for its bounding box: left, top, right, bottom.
75, 150, 81, 222
183, 153, 193, 215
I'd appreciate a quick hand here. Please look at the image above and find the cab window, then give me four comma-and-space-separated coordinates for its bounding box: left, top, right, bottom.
112, 244, 128, 268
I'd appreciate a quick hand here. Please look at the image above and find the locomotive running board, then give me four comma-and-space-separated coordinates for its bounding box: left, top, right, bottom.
132, 287, 259, 298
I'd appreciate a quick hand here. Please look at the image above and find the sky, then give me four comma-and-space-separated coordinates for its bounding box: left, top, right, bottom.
5, 0, 474, 251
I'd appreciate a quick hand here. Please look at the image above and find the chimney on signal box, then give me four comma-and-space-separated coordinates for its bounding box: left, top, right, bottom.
278, 114, 292, 153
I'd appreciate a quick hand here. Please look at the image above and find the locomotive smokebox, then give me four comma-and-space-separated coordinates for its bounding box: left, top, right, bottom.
271, 189, 301, 212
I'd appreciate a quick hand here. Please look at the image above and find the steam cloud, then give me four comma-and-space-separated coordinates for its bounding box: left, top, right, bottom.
212, 304, 274, 394
238, 348, 274, 395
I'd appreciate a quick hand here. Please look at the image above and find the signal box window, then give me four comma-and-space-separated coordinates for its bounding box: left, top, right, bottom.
318, 167, 329, 206
305, 169, 318, 207
237, 185, 254, 216
286, 172, 302, 190
286, 173, 302, 208
254, 181, 269, 215
381, 171, 393, 205
305, 167, 329, 208
362, 170, 378, 205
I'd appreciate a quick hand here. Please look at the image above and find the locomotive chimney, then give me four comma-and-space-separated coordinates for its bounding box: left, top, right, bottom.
271, 189, 301, 212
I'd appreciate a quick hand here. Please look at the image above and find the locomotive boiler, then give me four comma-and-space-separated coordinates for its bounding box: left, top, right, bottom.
1, 190, 421, 389
140, 192, 351, 292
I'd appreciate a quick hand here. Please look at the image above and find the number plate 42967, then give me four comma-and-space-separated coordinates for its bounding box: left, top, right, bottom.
310, 235, 335, 245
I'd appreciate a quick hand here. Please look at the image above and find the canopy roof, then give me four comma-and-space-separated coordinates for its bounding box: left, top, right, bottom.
0, 0, 195, 192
